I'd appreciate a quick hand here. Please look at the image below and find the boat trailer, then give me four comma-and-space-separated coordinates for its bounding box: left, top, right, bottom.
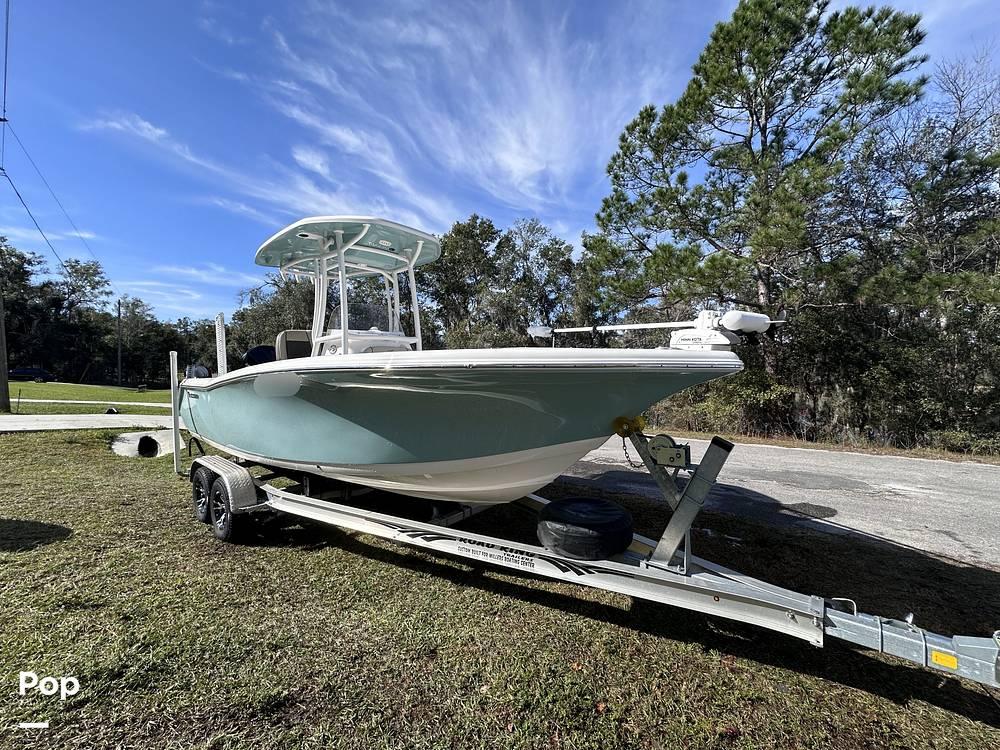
178, 448, 999, 690
169, 355, 999, 690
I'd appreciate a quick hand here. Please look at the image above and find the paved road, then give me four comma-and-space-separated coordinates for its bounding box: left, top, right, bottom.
0, 414, 177, 432
567, 437, 1000, 568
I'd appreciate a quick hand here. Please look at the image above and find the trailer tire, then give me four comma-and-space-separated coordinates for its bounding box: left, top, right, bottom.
537, 498, 633, 560
209, 477, 248, 543
191, 467, 214, 524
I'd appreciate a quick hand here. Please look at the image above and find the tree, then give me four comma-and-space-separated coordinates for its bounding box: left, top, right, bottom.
422, 215, 577, 348
508, 218, 575, 328
421, 214, 506, 342
228, 274, 317, 365
846, 55, 1000, 444
0, 239, 39, 411
59, 258, 112, 319
597, 0, 927, 331
0, 241, 60, 383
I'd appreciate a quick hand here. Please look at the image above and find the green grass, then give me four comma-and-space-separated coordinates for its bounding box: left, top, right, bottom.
6, 381, 171, 403
5, 403, 170, 416
1, 430, 998, 748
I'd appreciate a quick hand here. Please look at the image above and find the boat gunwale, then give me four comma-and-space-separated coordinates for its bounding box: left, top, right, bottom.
181, 359, 744, 392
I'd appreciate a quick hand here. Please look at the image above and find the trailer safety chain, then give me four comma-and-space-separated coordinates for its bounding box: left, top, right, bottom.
621, 436, 644, 469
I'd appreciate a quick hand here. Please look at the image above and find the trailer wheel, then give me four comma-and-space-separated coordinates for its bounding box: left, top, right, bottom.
209, 478, 247, 543
537, 498, 633, 561
191, 467, 214, 524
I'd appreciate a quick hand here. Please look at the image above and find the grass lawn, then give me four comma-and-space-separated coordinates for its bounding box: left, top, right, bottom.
1, 430, 998, 748
6, 381, 171, 404
5, 403, 171, 416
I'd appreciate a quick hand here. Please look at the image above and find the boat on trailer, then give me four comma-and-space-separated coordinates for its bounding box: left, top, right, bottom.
168, 215, 999, 690
179, 216, 748, 504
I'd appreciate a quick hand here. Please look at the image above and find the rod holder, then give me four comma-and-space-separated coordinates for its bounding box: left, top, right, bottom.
169, 350, 182, 475
214, 313, 227, 375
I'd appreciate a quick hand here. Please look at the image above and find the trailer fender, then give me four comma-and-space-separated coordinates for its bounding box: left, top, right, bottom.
189, 455, 261, 513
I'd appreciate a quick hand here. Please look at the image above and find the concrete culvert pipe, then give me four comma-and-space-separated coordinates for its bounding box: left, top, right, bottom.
137, 435, 159, 457
112, 430, 176, 459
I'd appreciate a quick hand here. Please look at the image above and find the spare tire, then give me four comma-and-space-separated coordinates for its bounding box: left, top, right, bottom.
537, 498, 633, 561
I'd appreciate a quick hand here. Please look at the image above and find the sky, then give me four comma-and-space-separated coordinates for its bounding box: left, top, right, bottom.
0, 0, 997, 320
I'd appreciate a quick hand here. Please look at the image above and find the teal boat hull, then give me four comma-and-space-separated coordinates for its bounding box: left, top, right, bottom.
180, 348, 742, 503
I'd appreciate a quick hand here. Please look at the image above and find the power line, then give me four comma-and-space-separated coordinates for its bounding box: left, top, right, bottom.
1, 0, 9, 166
0, 0, 121, 305
1, 167, 72, 277
6, 123, 121, 297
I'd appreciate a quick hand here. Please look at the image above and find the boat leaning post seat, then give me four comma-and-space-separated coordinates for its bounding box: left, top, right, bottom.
275, 330, 313, 360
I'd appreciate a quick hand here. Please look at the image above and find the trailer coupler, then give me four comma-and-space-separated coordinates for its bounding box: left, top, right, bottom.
824, 601, 1000, 688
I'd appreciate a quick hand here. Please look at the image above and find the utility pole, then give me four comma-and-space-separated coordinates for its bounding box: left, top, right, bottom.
116, 297, 122, 386
0, 288, 10, 413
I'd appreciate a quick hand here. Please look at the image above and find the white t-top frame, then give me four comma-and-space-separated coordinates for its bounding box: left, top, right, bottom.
277, 223, 424, 356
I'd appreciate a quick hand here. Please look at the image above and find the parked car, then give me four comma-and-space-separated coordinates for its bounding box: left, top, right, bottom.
8, 367, 57, 382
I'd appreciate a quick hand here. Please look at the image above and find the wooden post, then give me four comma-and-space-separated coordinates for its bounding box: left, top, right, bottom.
116, 297, 122, 386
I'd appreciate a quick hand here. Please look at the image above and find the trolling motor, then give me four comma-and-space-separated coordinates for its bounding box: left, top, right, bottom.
528, 309, 784, 351
667, 310, 777, 351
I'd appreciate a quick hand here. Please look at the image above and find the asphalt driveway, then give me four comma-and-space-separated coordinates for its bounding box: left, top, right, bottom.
567, 437, 1000, 568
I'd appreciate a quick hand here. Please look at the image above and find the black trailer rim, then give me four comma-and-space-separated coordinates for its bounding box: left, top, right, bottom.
194, 483, 209, 518
211, 486, 228, 530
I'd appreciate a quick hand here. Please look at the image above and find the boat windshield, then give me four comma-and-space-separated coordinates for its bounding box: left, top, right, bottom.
331, 303, 392, 332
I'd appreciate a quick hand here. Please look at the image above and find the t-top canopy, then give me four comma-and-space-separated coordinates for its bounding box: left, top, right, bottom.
254, 216, 442, 278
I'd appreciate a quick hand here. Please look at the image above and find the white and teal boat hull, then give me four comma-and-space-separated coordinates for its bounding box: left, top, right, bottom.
180, 347, 742, 504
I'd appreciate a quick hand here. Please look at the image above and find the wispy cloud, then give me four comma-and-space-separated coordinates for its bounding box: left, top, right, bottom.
120, 280, 203, 301
290, 145, 330, 180
80, 110, 432, 231
197, 17, 250, 46
80, 112, 222, 175
278, 0, 680, 211
118, 279, 235, 319
80, 1, 704, 262
153, 263, 264, 287
200, 196, 285, 226
164, 1, 690, 234
1, 225, 99, 245
195, 0, 250, 46
80, 112, 168, 142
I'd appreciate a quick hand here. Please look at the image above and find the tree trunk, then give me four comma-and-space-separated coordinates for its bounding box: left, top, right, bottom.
755, 265, 778, 376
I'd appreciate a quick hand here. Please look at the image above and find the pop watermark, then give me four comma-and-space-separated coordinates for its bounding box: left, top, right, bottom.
18, 672, 79, 701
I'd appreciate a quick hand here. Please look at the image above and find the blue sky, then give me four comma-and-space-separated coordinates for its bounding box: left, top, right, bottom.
1, 0, 997, 320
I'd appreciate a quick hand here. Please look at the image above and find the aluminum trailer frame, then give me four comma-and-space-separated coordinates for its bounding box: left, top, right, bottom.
182, 440, 1000, 691
173, 388, 1000, 688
